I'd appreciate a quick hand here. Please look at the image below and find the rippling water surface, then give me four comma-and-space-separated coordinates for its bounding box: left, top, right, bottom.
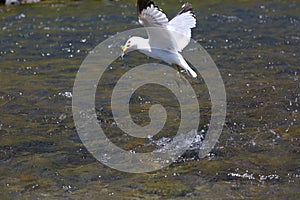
0, 0, 299, 199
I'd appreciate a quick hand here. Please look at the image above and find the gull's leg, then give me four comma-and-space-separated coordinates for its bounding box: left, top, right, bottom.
176, 64, 181, 74
175, 64, 189, 86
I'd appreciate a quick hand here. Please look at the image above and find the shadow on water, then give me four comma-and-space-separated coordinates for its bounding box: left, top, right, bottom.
0, 0, 299, 199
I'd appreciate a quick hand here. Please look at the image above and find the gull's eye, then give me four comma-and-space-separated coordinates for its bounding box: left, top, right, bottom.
127, 44, 130, 47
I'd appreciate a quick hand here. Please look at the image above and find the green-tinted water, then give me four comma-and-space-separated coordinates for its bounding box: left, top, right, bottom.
0, 0, 299, 199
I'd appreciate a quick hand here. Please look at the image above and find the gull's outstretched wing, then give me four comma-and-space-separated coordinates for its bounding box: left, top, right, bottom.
137, 0, 177, 51
137, 0, 168, 26
167, 3, 196, 52
137, 0, 196, 52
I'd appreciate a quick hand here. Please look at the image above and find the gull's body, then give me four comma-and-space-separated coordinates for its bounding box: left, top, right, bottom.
122, 0, 197, 78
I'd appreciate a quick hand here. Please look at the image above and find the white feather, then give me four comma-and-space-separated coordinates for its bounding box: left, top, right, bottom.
124, 2, 198, 78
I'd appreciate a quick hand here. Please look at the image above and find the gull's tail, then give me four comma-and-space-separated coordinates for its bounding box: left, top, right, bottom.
177, 56, 197, 78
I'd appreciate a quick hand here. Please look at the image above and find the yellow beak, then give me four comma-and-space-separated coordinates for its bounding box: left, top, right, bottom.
121, 45, 128, 53
121, 45, 128, 59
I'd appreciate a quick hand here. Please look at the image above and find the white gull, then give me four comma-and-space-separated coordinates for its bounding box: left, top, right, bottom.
121, 0, 197, 78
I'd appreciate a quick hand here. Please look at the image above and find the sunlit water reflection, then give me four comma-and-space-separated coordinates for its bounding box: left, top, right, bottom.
0, 0, 299, 199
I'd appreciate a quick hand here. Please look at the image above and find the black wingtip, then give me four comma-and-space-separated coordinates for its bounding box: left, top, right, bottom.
177, 2, 194, 15
137, 0, 157, 14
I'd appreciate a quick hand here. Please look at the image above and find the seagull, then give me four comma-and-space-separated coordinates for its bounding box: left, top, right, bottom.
121, 0, 197, 78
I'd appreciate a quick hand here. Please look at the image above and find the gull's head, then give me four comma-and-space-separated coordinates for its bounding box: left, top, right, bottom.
121, 36, 145, 58
121, 39, 131, 56
122, 37, 137, 53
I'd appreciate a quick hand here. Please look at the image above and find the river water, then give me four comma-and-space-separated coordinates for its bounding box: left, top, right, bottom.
0, 0, 299, 199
